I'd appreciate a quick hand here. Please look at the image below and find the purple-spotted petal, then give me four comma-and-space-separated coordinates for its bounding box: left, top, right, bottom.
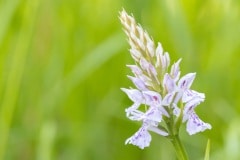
178, 73, 196, 90
126, 109, 145, 121
125, 126, 152, 149
182, 90, 205, 103
184, 96, 204, 113
142, 91, 162, 106
162, 92, 175, 106
186, 112, 212, 135
144, 107, 162, 123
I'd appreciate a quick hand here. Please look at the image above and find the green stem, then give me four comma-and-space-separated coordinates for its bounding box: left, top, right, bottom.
171, 134, 189, 160
163, 97, 188, 160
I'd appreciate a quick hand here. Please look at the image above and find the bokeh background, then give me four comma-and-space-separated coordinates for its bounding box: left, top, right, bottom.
0, 0, 240, 159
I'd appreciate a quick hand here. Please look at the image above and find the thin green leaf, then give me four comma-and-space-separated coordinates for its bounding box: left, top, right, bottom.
204, 139, 211, 160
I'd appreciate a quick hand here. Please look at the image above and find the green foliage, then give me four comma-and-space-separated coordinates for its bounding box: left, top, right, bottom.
204, 139, 210, 160
0, 0, 240, 159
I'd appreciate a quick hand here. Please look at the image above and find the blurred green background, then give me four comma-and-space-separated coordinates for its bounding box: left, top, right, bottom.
0, 0, 240, 159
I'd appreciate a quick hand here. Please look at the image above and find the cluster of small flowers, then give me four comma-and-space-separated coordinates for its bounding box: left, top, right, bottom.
120, 9, 211, 149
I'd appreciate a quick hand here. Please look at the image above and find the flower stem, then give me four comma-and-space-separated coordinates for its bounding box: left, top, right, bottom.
171, 134, 189, 160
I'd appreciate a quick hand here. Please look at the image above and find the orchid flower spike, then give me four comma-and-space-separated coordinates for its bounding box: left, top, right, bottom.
120, 9, 211, 149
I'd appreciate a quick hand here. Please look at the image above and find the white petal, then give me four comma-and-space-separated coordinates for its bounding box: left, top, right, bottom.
182, 90, 205, 103
144, 107, 162, 122
127, 65, 143, 76
173, 90, 183, 104
136, 38, 145, 51
146, 39, 155, 57
139, 58, 149, 71
142, 91, 162, 106
127, 109, 145, 121
159, 106, 169, 117
125, 126, 152, 149
139, 58, 157, 77
178, 73, 196, 90
156, 42, 163, 57
156, 43, 163, 67
163, 74, 177, 93
172, 103, 181, 117
127, 76, 148, 91
186, 112, 212, 135
170, 59, 182, 81
162, 92, 175, 106
184, 96, 204, 113
121, 88, 143, 103
138, 74, 152, 87
130, 48, 142, 61
125, 103, 141, 117
163, 52, 170, 69
137, 25, 145, 42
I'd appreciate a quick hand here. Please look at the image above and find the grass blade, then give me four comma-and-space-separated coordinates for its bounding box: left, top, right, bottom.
204, 139, 211, 160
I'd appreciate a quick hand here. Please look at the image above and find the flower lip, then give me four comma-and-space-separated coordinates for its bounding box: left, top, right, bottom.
125, 125, 152, 149
186, 112, 212, 135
